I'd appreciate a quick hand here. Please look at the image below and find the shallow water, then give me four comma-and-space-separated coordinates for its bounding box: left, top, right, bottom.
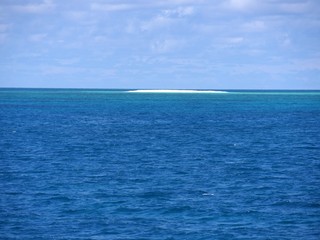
1, 89, 319, 239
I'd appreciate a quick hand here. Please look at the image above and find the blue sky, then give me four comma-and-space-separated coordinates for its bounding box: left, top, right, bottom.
0, 0, 319, 89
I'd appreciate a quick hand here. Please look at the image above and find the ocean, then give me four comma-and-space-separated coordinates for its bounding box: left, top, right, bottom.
0, 89, 319, 239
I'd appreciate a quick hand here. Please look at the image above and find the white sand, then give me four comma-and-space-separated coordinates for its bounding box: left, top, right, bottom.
127, 90, 228, 93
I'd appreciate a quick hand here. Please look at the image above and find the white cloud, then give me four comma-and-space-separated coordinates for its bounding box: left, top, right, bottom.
227, 0, 257, 11
151, 38, 182, 53
231, 56, 320, 76
192, 23, 219, 34
162, 6, 194, 17
225, 0, 315, 14
0, 24, 9, 32
125, 21, 137, 34
242, 20, 266, 31
29, 34, 47, 42
148, 0, 202, 6
93, 35, 108, 43
0, 33, 7, 43
13, 0, 54, 14
90, 0, 201, 11
0, 25, 8, 43
41, 65, 83, 75
226, 37, 244, 44
91, 3, 134, 11
278, 2, 311, 13
65, 11, 88, 21
292, 58, 320, 71
280, 34, 291, 47
141, 16, 172, 31
214, 36, 245, 49
58, 58, 79, 66
141, 6, 193, 31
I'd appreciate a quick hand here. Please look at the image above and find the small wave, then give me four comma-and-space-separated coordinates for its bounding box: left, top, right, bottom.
202, 193, 215, 196
164, 205, 192, 214
127, 89, 228, 93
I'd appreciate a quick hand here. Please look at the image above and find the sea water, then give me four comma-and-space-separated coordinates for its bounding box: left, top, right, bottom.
0, 89, 319, 239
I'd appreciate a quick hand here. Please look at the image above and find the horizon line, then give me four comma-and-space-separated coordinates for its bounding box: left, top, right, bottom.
0, 87, 319, 91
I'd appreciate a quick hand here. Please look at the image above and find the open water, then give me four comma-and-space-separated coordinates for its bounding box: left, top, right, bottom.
0, 89, 319, 239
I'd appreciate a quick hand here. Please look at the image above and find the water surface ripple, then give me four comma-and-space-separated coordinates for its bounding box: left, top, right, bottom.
0, 89, 319, 239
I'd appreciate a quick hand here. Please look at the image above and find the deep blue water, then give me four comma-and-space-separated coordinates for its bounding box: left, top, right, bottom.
0, 89, 320, 239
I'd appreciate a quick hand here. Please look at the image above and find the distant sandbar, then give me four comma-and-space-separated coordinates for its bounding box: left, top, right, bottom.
127, 90, 228, 93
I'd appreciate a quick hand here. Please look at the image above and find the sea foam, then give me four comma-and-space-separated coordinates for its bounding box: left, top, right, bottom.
127, 89, 228, 93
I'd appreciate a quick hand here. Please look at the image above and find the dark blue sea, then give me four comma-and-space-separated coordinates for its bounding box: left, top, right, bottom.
1, 89, 319, 239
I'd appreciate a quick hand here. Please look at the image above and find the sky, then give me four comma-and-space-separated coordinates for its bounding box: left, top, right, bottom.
0, 0, 319, 89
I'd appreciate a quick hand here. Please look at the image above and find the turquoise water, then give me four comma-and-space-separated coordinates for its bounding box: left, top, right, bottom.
1, 89, 320, 239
